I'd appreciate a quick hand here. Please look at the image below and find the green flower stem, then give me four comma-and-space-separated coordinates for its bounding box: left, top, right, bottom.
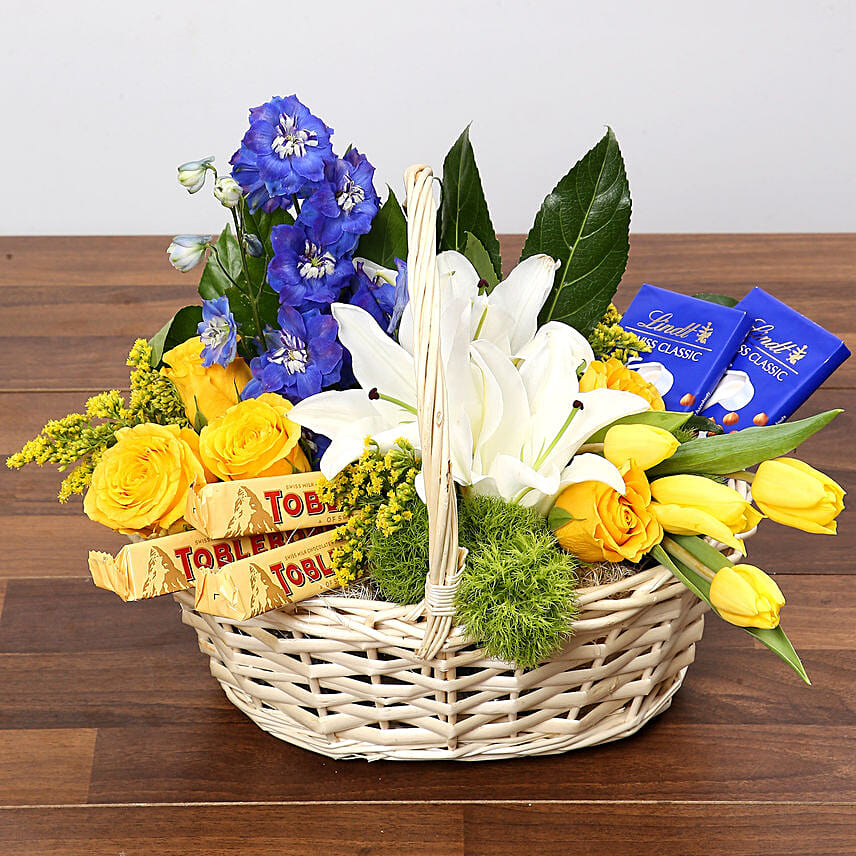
230, 207, 265, 343
577, 442, 604, 454
661, 536, 716, 581
292, 194, 301, 215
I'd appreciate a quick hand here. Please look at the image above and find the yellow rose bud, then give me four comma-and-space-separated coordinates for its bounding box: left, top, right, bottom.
199, 393, 310, 481
162, 336, 252, 425
708, 563, 785, 629
650, 474, 763, 553
751, 458, 845, 535
83, 423, 207, 536
579, 357, 665, 411
551, 460, 663, 563
604, 424, 679, 470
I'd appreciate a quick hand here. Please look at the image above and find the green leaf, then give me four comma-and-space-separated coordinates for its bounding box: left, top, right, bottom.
657, 536, 810, 685
547, 506, 585, 531
149, 305, 203, 367
242, 202, 293, 260
648, 410, 842, 477
198, 225, 242, 299
584, 410, 691, 444
694, 292, 739, 307
523, 128, 631, 335
463, 231, 500, 290
356, 187, 407, 268
438, 126, 502, 280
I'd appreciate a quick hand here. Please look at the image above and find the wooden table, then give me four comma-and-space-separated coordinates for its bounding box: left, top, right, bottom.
1, 235, 853, 855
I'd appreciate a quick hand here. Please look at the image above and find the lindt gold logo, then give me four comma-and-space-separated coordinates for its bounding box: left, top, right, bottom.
637, 310, 714, 344
749, 318, 807, 366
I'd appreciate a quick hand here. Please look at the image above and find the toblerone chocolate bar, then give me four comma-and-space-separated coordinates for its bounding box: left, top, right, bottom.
185, 471, 346, 539
194, 528, 351, 620
88, 528, 314, 602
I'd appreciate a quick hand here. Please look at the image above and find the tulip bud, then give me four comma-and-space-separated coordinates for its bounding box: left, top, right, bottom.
243, 233, 264, 257
709, 563, 785, 629
177, 157, 214, 193
604, 424, 679, 470
167, 235, 212, 272
752, 458, 845, 535
214, 176, 242, 208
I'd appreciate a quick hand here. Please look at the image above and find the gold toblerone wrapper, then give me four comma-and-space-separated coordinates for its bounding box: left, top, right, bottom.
185, 471, 346, 539
194, 528, 349, 620
88, 528, 312, 602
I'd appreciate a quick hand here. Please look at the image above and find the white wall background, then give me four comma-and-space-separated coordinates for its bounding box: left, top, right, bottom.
3, 0, 853, 235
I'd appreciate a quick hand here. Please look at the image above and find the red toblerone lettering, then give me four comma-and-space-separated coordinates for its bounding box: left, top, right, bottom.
317, 551, 335, 578
250, 534, 266, 555
300, 557, 321, 582
305, 491, 324, 515
267, 531, 286, 549
193, 548, 214, 569
174, 546, 194, 581
264, 490, 284, 524
269, 562, 292, 597
213, 542, 235, 567
283, 493, 303, 516
233, 539, 250, 561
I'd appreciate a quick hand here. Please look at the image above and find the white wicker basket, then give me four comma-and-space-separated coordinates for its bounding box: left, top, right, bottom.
174, 164, 740, 761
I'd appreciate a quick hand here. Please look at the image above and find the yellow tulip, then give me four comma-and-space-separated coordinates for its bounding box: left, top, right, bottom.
708, 563, 785, 629
652, 503, 747, 554
603, 424, 680, 470
162, 337, 252, 425
751, 458, 845, 535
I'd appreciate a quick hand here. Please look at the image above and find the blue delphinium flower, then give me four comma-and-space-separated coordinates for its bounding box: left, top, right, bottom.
267, 222, 353, 308
231, 95, 334, 211
300, 149, 380, 250
388, 258, 409, 335
243, 306, 343, 402
347, 263, 396, 330
230, 147, 289, 213
197, 296, 238, 367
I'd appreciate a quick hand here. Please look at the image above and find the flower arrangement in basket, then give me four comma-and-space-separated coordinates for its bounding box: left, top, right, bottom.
10, 94, 849, 760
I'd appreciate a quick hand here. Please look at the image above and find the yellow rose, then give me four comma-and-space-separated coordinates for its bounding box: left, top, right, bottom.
162, 336, 252, 425
199, 392, 310, 481
579, 357, 665, 411
83, 424, 207, 536
603, 423, 679, 470
550, 460, 663, 563
709, 563, 785, 629
751, 458, 845, 534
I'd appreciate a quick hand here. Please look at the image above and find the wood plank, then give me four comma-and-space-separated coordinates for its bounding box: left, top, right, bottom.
0, 804, 465, 856
0, 729, 96, 805
0, 235, 853, 389
463, 803, 856, 856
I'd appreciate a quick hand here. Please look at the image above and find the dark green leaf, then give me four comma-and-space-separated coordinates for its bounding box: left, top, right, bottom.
198, 225, 242, 299
648, 410, 842, 477
438, 126, 502, 280
682, 413, 724, 435
584, 410, 691, 444
149, 305, 203, 367
694, 292, 739, 307
463, 231, 500, 290
658, 536, 810, 684
193, 403, 208, 432
523, 128, 631, 334
356, 187, 407, 268
547, 506, 584, 531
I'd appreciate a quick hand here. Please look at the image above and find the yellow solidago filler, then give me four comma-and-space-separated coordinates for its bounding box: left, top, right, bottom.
603, 424, 679, 470
198, 393, 309, 481
588, 303, 651, 363
579, 357, 665, 411
751, 458, 845, 535
162, 336, 252, 425
650, 474, 763, 555
709, 563, 785, 629
83, 423, 207, 536
318, 438, 420, 585
550, 460, 663, 563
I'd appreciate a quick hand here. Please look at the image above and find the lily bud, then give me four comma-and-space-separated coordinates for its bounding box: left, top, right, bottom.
751, 458, 845, 534
651, 474, 763, 554
167, 235, 211, 272
177, 156, 214, 193
603, 424, 679, 470
243, 233, 264, 257
709, 563, 785, 629
214, 176, 242, 208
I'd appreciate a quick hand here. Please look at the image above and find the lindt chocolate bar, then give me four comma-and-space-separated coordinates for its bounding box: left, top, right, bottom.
622, 284, 752, 412
703, 287, 850, 430
186, 471, 346, 539
88, 528, 310, 602
194, 528, 350, 620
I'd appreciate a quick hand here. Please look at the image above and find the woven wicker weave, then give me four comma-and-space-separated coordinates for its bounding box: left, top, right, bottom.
174, 164, 745, 761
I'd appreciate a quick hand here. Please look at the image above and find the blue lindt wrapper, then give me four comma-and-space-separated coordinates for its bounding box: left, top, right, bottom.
702, 287, 850, 430
621, 284, 752, 412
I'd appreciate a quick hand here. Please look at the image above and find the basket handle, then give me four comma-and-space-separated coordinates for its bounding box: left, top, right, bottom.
403, 165, 467, 660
